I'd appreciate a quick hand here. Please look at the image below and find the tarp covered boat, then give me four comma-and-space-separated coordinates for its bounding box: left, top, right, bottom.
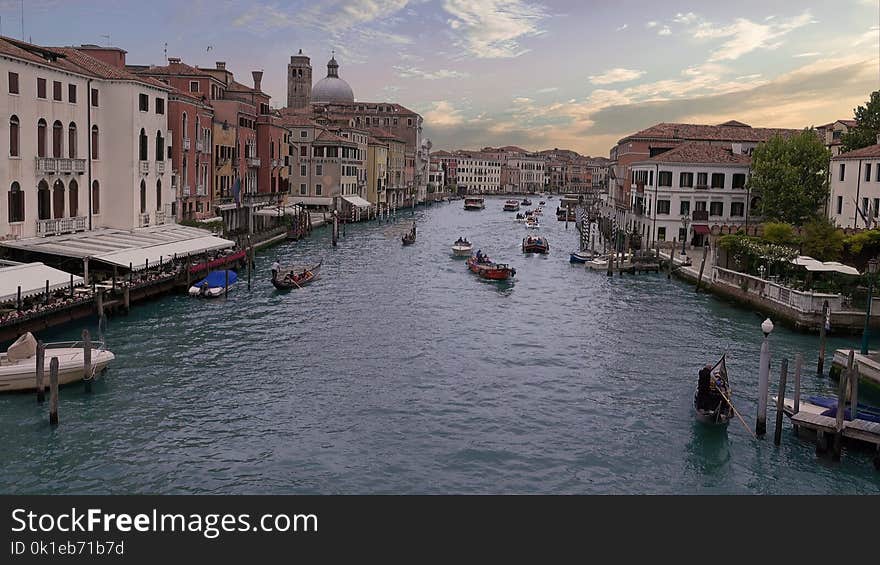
188, 270, 238, 297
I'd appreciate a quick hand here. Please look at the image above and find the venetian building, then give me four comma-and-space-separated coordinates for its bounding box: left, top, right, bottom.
311, 55, 354, 104
287, 49, 312, 109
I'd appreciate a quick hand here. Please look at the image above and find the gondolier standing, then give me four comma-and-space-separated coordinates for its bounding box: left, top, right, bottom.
271, 260, 280, 281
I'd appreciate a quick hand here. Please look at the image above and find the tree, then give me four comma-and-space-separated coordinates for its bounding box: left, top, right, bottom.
841, 91, 880, 153
762, 222, 798, 245
750, 131, 831, 226
801, 218, 844, 262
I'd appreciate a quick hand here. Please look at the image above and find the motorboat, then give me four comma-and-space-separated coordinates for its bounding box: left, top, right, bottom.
521, 198, 532, 206
539, 201, 546, 206
189, 270, 238, 297
467, 254, 516, 281
503, 200, 521, 212
525, 218, 540, 229
464, 197, 485, 210
452, 238, 473, 257
569, 250, 595, 264
272, 260, 322, 290
522, 236, 549, 254
0, 332, 115, 393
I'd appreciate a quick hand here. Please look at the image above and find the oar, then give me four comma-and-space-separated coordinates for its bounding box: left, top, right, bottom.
714, 378, 757, 440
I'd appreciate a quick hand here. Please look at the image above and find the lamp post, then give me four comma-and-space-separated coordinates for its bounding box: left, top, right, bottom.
757, 317, 774, 436
680, 214, 690, 255
861, 257, 879, 354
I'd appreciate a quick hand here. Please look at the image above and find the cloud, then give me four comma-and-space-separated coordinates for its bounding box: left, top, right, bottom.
536, 87, 559, 94
793, 52, 820, 58
673, 12, 699, 25
393, 66, 468, 80
443, 0, 547, 58
589, 68, 646, 85
424, 100, 465, 127
646, 21, 658, 29
616, 24, 628, 31
689, 10, 816, 61
513, 97, 532, 104
658, 26, 672, 36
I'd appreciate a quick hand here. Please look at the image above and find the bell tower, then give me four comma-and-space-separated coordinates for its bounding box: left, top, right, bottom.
287, 49, 312, 109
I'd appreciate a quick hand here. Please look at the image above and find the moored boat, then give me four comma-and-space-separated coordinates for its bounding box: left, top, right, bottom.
464, 197, 485, 210
0, 332, 115, 393
272, 260, 322, 290
569, 250, 595, 263
522, 236, 549, 254
188, 270, 238, 297
694, 355, 733, 427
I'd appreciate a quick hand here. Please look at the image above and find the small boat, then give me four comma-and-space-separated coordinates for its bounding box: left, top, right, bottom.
521, 198, 532, 206
0, 332, 115, 393
539, 201, 546, 206
402, 223, 417, 245
569, 250, 595, 263
452, 238, 473, 257
272, 260, 322, 290
503, 200, 520, 212
464, 197, 485, 210
522, 236, 549, 254
189, 270, 238, 297
694, 355, 733, 427
525, 218, 540, 229
467, 254, 516, 281
515, 213, 526, 222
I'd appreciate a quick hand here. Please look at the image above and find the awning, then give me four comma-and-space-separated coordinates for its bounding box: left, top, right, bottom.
0, 224, 235, 271
0, 262, 83, 304
692, 224, 710, 235
341, 195, 373, 208
290, 197, 333, 207
792, 256, 860, 276
255, 205, 303, 217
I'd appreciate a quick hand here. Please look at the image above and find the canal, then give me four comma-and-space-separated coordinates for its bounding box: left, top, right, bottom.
2, 197, 878, 494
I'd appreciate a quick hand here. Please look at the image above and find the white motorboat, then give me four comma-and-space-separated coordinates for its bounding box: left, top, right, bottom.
452, 239, 473, 257
525, 218, 540, 229
0, 333, 115, 393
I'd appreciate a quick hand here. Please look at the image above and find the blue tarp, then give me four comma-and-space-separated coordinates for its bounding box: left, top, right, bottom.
195, 270, 238, 289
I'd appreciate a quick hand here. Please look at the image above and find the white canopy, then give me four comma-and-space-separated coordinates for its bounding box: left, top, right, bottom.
341, 195, 373, 208
98, 236, 233, 270
0, 262, 83, 304
290, 197, 333, 207
792, 256, 861, 276
255, 205, 303, 217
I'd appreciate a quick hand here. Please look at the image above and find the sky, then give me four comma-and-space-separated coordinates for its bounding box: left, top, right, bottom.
1, 0, 878, 156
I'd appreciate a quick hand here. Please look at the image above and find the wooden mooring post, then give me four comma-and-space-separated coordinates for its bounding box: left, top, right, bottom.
123, 286, 130, 312
82, 329, 92, 393
44, 279, 49, 304
95, 289, 104, 320
695, 244, 708, 292
832, 351, 854, 461
793, 353, 803, 431
817, 300, 829, 376
35, 341, 45, 403
774, 358, 788, 446
225, 268, 229, 298
48, 357, 59, 426
606, 252, 613, 277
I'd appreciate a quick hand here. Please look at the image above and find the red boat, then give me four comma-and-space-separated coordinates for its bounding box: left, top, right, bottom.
466, 255, 516, 281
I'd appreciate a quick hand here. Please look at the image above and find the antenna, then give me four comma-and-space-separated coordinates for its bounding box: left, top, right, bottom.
163, 42, 168, 62
101, 33, 111, 46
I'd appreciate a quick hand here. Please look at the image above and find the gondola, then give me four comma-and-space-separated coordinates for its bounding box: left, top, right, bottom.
271, 260, 322, 290
694, 354, 733, 427
402, 223, 416, 245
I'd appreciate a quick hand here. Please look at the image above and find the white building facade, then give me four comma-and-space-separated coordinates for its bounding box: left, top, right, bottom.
508, 155, 545, 193
455, 153, 501, 193
828, 143, 880, 229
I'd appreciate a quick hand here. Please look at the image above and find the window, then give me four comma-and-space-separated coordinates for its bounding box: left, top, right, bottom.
657, 227, 666, 241
68, 123, 77, 158
658, 171, 672, 187
139, 129, 148, 161
37, 180, 50, 220
316, 164, 323, 176
52, 120, 63, 158
867, 164, 873, 182
92, 180, 100, 214
52, 179, 65, 218
407, 118, 413, 126
37, 119, 47, 158
53, 81, 62, 101
839, 163, 845, 182
711, 173, 725, 189
91, 125, 99, 159
8, 72, 19, 94
9, 115, 19, 157
270, 142, 275, 159
37, 78, 47, 99
156, 98, 164, 115
156, 131, 164, 161
732, 174, 746, 189
69, 179, 78, 217
696, 172, 708, 188
877, 164, 880, 182
156, 179, 162, 210
300, 164, 307, 176
315, 184, 322, 196
874, 198, 879, 218
68, 84, 76, 103
90, 87, 99, 107
863, 197, 869, 215
189, 81, 199, 93
709, 201, 724, 216
300, 145, 307, 157
140, 180, 147, 214
836, 195, 843, 215
139, 93, 149, 112
679, 172, 694, 188
730, 202, 744, 217
300, 183, 306, 195
8, 182, 24, 222
680, 200, 690, 216
656, 199, 671, 214
694, 201, 707, 212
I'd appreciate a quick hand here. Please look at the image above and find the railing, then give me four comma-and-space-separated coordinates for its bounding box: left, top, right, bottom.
35, 157, 86, 175
695, 183, 708, 190
138, 213, 151, 228
196, 184, 206, 196
154, 210, 166, 225
713, 267, 843, 314
156, 161, 166, 174
139, 161, 150, 174
183, 185, 191, 197
692, 210, 709, 222
271, 159, 279, 168
196, 140, 204, 153
35, 216, 87, 237
183, 138, 191, 151
247, 157, 261, 167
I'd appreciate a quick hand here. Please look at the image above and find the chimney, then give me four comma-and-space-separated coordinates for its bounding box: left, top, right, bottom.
168, 57, 181, 65
252, 70, 263, 92
216, 61, 226, 70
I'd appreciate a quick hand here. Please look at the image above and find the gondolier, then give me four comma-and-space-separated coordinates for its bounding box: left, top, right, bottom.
271, 260, 280, 280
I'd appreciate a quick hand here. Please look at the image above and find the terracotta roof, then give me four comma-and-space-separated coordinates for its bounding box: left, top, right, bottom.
136, 60, 210, 78
280, 114, 318, 127
635, 143, 751, 165
833, 144, 880, 160
367, 128, 405, 143
717, 120, 751, 127
314, 130, 355, 145
0, 36, 105, 77
52, 47, 169, 90
621, 121, 801, 144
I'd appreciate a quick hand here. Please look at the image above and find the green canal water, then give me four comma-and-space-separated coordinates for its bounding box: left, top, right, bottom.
2, 197, 879, 494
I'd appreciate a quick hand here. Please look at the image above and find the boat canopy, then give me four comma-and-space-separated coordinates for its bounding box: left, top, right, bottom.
342, 195, 372, 208
195, 270, 238, 288
255, 205, 304, 217
0, 262, 83, 305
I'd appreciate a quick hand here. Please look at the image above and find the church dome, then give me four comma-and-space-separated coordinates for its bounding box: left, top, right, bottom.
312, 56, 354, 104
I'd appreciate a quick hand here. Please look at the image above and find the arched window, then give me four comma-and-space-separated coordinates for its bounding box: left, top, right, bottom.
68, 123, 77, 158
182, 112, 187, 142
182, 156, 188, 189
91, 180, 100, 214
139, 128, 148, 161
91, 125, 99, 159
139, 179, 146, 214
156, 179, 162, 210
9, 116, 19, 157
156, 130, 164, 162
37, 180, 50, 220
52, 120, 63, 158
8, 182, 24, 223
68, 179, 78, 217
270, 141, 275, 159
37, 119, 47, 158
52, 179, 65, 218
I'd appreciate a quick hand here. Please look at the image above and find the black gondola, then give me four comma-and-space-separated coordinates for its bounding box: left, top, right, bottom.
402, 223, 416, 245
271, 260, 322, 290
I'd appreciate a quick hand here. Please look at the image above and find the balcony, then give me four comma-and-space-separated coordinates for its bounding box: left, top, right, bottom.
35, 157, 86, 175
271, 159, 278, 168
196, 140, 204, 153
695, 183, 708, 190
247, 157, 261, 167
183, 138, 191, 151
156, 161, 166, 174
183, 184, 191, 197
692, 210, 709, 223
35, 216, 87, 237
139, 161, 150, 175
138, 213, 151, 228
196, 184, 206, 196
154, 210, 166, 225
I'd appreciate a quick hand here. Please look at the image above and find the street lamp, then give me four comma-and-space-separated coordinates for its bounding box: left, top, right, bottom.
861, 257, 879, 354
757, 317, 774, 436
680, 214, 691, 255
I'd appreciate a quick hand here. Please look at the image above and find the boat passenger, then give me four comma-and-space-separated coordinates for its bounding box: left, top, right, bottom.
271, 260, 280, 280
697, 364, 723, 410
